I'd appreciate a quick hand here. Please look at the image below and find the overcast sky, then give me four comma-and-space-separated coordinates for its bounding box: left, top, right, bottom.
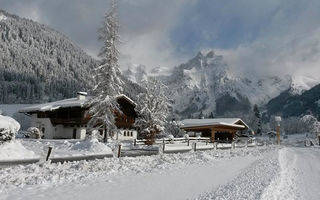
1, 0, 320, 80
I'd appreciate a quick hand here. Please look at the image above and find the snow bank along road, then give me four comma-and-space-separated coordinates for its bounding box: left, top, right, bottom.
1, 146, 319, 200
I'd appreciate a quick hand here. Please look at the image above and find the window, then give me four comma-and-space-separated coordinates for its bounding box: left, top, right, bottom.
124, 131, 127, 136
131, 132, 133, 137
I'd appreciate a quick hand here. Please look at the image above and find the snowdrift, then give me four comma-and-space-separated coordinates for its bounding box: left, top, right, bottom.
0, 140, 36, 160
0, 114, 20, 142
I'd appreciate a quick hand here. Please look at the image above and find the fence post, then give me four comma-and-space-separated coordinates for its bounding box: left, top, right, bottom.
46, 146, 53, 161
117, 144, 122, 158
214, 142, 217, 150
134, 139, 136, 146
206, 139, 208, 145
187, 139, 190, 146
194, 142, 197, 152
162, 143, 165, 153
232, 141, 235, 149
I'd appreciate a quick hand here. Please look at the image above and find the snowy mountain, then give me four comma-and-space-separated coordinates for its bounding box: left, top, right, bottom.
124, 51, 297, 118
0, 10, 97, 103
266, 83, 320, 119
123, 65, 148, 85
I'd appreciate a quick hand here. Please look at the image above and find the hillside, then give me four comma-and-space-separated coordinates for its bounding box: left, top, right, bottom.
0, 10, 97, 103
266, 83, 320, 119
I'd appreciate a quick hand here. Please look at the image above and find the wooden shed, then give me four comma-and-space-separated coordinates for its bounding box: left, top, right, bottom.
179, 118, 249, 142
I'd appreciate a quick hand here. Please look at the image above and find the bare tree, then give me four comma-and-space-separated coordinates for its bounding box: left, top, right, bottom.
134, 78, 170, 144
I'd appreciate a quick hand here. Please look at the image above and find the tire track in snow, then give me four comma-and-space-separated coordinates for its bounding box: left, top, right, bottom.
260, 148, 300, 200
195, 150, 279, 200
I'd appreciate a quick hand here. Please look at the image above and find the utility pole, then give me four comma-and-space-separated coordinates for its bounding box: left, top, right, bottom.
275, 116, 281, 145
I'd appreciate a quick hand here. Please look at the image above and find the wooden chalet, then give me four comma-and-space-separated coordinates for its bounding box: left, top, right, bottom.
179, 118, 249, 142
19, 92, 138, 140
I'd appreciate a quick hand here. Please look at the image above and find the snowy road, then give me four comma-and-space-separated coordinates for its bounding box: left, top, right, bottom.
1, 146, 320, 200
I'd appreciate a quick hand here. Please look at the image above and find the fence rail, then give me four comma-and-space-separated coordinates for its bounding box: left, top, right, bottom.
1, 137, 261, 168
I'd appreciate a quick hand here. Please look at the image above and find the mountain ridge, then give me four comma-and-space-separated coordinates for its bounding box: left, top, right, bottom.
0, 9, 97, 103
124, 50, 300, 118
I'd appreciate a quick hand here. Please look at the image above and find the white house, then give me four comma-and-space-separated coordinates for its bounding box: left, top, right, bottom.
19, 92, 138, 140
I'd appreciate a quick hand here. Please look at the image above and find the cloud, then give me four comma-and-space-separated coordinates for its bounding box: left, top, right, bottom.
169, 0, 320, 80
1, 0, 194, 69
214, 0, 320, 80
118, 0, 195, 69
1, 0, 320, 79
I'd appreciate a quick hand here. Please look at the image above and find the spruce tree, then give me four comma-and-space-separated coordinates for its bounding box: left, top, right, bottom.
87, 0, 123, 142
253, 104, 262, 135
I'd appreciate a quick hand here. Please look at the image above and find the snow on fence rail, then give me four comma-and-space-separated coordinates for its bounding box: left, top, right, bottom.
133, 137, 258, 153
0, 137, 260, 168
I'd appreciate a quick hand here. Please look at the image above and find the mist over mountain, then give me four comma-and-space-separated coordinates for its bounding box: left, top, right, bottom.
1, 9, 319, 121
124, 50, 320, 119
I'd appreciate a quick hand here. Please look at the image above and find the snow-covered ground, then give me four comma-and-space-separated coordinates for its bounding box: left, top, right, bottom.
0, 146, 273, 199
0, 139, 113, 161
0, 134, 319, 200
20, 139, 113, 158
0, 141, 36, 160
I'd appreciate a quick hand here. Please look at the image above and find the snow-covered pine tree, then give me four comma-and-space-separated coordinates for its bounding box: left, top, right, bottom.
134, 78, 170, 145
198, 111, 204, 119
253, 104, 262, 135
87, 0, 123, 142
208, 112, 214, 118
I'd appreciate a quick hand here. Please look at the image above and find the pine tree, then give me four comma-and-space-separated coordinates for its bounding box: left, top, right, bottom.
134, 78, 170, 145
208, 112, 214, 118
253, 104, 262, 135
198, 111, 204, 119
87, 0, 123, 142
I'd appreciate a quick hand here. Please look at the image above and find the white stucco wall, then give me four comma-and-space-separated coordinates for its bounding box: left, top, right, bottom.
30, 114, 55, 139
30, 114, 87, 139
29, 114, 136, 140
111, 129, 137, 141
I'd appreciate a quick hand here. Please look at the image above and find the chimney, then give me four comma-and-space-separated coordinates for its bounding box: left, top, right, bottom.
77, 92, 87, 100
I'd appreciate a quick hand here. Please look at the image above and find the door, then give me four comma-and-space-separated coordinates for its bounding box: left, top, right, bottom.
73, 128, 77, 139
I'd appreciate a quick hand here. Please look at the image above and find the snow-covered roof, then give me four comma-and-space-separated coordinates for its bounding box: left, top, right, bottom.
179, 118, 249, 129
116, 94, 136, 106
19, 94, 135, 113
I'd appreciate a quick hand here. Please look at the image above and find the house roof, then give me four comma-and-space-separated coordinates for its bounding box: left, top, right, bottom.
179, 118, 249, 129
19, 94, 135, 113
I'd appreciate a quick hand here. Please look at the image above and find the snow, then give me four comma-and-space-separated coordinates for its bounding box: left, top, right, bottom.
197, 149, 279, 200
0, 146, 275, 199
0, 140, 36, 160
261, 147, 320, 200
70, 139, 113, 155
0, 115, 20, 135
180, 118, 247, 129
19, 94, 134, 113
123, 51, 297, 118
0, 135, 319, 199
0, 13, 7, 21
19, 97, 91, 113
20, 139, 113, 158
290, 75, 320, 95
